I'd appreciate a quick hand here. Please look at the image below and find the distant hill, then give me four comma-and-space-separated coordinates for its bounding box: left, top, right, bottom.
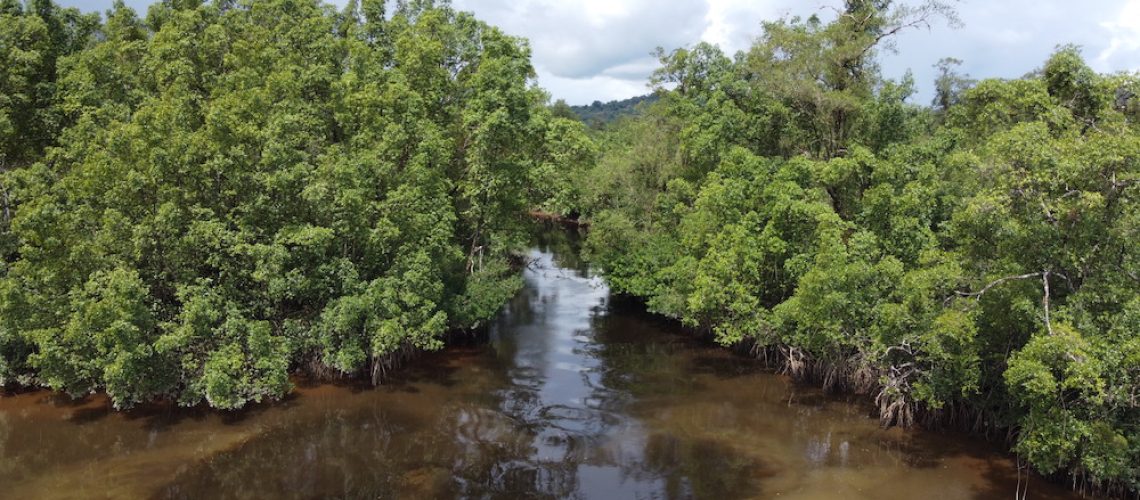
569, 94, 659, 127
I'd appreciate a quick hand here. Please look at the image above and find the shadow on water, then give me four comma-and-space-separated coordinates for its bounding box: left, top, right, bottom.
0, 223, 1085, 500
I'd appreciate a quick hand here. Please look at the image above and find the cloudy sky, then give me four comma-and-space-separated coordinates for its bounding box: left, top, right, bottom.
57, 0, 1140, 105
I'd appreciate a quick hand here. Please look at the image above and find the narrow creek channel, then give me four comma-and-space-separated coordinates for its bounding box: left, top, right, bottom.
0, 226, 1081, 499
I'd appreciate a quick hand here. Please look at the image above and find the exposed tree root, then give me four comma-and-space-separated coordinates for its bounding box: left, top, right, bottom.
739, 338, 1138, 499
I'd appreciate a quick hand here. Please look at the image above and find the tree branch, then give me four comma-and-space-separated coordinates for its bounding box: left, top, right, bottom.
947, 272, 1043, 305
1042, 271, 1054, 336
0, 159, 9, 226
948, 271, 1058, 336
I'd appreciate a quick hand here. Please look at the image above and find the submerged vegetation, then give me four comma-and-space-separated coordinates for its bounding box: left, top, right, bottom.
1, 0, 1138, 495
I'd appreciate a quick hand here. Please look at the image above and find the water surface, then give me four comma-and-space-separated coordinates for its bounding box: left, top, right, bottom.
0, 228, 1079, 499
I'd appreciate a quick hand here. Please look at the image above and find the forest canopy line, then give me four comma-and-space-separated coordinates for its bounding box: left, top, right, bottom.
545, 0, 1140, 495
0, 0, 592, 410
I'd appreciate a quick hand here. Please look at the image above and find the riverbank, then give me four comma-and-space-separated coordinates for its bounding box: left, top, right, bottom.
600, 286, 1129, 499
0, 228, 1083, 499
529, 209, 589, 227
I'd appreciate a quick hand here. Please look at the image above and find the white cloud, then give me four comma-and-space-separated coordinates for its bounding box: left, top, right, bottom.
1097, 0, 1140, 71
538, 70, 650, 105
56, 0, 1140, 105
457, 0, 819, 103
701, 0, 817, 55
456, 0, 707, 80
598, 57, 660, 80
701, 0, 761, 53
876, 0, 1135, 106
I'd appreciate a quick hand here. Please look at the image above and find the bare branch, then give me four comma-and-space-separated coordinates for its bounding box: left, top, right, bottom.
948, 271, 1058, 336
884, 344, 914, 358
1054, 271, 1074, 291
1042, 271, 1054, 336
855, 1, 962, 60
0, 159, 9, 226
947, 272, 1043, 305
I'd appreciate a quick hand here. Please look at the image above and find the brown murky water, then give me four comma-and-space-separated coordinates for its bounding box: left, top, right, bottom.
0, 228, 1080, 499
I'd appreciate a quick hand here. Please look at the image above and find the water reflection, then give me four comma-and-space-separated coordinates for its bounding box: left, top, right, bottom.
0, 226, 1081, 500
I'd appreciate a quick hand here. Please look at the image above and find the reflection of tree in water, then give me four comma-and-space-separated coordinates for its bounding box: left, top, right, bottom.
529, 222, 589, 274
157, 405, 416, 499
585, 314, 698, 398
578, 294, 773, 498
642, 433, 771, 499
482, 242, 590, 497
154, 399, 578, 499
0, 413, 12, 478
498, 227, 768, 498
578, 286, 954, 497
440, 404, 576, 499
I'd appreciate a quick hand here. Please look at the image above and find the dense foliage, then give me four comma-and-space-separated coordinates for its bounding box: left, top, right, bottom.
562, 94, 658, 128
565, 2, 1140, 494
0, 0, 587, 410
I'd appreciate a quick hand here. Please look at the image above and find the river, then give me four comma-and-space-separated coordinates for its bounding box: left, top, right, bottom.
0, 227, 1079, 499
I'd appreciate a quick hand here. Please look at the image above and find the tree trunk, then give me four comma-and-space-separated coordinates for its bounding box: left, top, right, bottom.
1, 160, 10, 226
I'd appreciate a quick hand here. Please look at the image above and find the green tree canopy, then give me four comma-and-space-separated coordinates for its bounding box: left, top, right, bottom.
573, 4, 1139, 494
0, 0, 572, 410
